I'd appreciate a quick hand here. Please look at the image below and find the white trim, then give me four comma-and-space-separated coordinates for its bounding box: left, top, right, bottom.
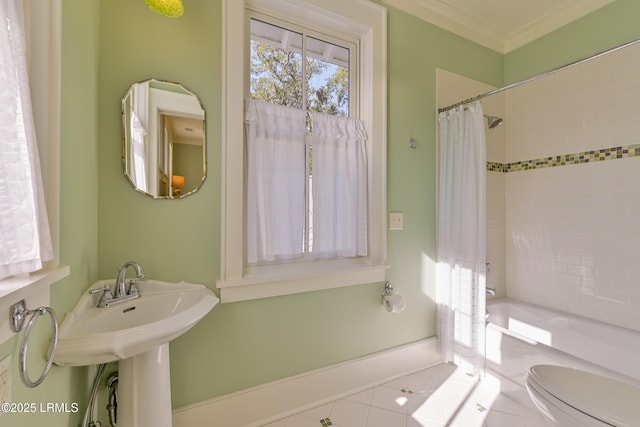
0, 266, 70, 345
218, 264, 389, 302
220, 0, 246, 289
172, 338, 441, 427
384, 0, 505, 53
383, 0, 615, 54
504, 0, 615, 52
219, 0, 387, 302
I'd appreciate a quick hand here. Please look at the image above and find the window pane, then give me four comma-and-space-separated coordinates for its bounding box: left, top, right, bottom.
250, 19, 304, 108
305, 36, 350, 117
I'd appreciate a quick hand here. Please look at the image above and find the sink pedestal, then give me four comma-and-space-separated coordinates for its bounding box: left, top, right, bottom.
118, 344, 173, 427
53, 279, 220, 426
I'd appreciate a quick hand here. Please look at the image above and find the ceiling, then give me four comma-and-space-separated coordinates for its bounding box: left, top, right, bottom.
384, 0, 616, 53
165, 116, 205, 146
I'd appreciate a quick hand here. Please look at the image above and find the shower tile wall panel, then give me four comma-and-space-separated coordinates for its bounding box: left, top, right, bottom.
505, 158, 640, 329
486, 172, 505, 296
504, 41, 640, 331
506, 41, 640, 164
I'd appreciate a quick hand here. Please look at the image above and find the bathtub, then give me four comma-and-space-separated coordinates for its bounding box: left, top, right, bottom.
485, 298, 640, 407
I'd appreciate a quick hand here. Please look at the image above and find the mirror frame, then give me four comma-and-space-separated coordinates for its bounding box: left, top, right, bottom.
121, 78, 207, 199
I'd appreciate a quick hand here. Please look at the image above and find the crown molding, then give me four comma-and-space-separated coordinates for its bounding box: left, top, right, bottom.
383, 0, 615, 54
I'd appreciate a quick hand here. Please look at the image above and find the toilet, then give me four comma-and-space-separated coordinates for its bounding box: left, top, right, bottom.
525, 365, 640, 426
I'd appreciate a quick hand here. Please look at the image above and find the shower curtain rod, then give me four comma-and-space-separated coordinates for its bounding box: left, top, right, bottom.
438, 36, 640, 114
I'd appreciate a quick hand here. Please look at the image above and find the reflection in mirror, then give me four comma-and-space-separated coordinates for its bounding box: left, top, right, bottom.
122, 79, 206, 199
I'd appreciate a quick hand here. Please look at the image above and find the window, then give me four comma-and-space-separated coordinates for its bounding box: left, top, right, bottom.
0, 0, 55, 280
249, 17, 354, 116
0, 0, 68, 348
247, 16, 364, 263
219, 0, 387, 302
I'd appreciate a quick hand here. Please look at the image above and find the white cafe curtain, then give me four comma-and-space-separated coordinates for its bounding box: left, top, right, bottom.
245, 99, 368, 263
245, 99, 308, 263
308, 111, 368, 258
0, 0, 53, 279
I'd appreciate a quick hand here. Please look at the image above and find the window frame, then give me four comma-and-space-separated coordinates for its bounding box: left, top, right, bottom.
218, 0, 388, 303
247, 12, 359, 263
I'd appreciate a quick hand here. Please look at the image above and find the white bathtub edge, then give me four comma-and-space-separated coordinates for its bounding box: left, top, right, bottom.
486, 297, 640, 386
172, 338, 441, 427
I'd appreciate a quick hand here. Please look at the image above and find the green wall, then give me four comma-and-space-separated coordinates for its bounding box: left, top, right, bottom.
6, 1, 637, 426
3, 0, 638, 425
505, 0, 640, 83
0, 0, 100, 426
95, 0, 502, 408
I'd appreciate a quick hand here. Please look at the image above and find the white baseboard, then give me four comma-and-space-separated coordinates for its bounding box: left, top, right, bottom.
172, 338, 441, 427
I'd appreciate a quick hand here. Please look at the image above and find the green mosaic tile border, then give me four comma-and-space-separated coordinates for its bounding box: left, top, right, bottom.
487, 144, 640, 173
487, 162, 507, 172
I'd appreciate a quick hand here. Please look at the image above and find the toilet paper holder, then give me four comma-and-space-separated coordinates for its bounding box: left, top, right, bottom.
382, 281, 394, 301
381, 281, 406, 313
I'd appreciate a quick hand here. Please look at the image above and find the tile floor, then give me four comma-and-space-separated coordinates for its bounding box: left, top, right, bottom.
263, 363, 552, 427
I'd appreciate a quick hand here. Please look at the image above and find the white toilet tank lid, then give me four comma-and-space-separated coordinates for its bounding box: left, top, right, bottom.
528, 365, 640, 427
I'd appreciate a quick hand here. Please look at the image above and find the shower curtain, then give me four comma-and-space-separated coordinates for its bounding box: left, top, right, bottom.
436, 101, 487, 375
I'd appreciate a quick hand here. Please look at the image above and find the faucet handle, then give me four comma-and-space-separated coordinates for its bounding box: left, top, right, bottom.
89, 285, 114, 307
127, 280, 139, 296
89, 285, 112, 295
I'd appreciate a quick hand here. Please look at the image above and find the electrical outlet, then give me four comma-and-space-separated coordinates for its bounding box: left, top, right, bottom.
389, 212, 403, 230
0, 355, 11, 416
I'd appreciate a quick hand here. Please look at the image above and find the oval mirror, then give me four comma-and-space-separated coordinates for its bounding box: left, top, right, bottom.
122, 79, 206, 199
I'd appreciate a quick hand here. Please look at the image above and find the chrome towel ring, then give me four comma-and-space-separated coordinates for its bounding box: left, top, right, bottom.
10, 299, 58, 388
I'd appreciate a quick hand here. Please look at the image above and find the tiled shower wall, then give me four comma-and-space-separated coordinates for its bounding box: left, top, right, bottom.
503, 41, 640, 331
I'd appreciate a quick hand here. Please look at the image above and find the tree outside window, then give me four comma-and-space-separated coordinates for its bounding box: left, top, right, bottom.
250, 18, 351, 117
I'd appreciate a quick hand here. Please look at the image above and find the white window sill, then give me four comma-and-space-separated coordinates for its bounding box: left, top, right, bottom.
0, 266, 70, 345
217, 263, 388, 303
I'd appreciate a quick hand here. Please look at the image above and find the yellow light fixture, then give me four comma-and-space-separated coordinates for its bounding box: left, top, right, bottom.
172, 175, 185, 196
172, 175, 185, 189
145, 0, 184, 18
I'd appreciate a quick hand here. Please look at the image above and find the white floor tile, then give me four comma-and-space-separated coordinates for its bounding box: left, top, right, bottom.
382, 376, 407, 389
485, 410, 529, 427
488, 393, 524, 416
365, 407, 406, 427
261, 418, 287, 427
265, 364, 550, 427
370, 385, 409, 414
436, 362, 459, 378
409, 395, 448, 424
301, 402, 334, 420
282, 414, 324, 427
406, 373, 445, 395
406, 415, 446, 427
411, 365, 441, 379
442, 398, 488, 427
346, 388, 374, 406
329, 399, 369, 427
522, 416, 554, 427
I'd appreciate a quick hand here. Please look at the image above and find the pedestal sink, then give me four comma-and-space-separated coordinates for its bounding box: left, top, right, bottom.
54, 279, 219, 427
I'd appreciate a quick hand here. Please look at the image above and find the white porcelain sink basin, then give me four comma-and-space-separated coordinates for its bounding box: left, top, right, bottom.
54, 279, 219, 366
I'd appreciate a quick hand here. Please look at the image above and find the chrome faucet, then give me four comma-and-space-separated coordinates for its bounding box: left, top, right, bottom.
89, 261, 145, 308
485, 287, 497, 319
115, 261, 145, 298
